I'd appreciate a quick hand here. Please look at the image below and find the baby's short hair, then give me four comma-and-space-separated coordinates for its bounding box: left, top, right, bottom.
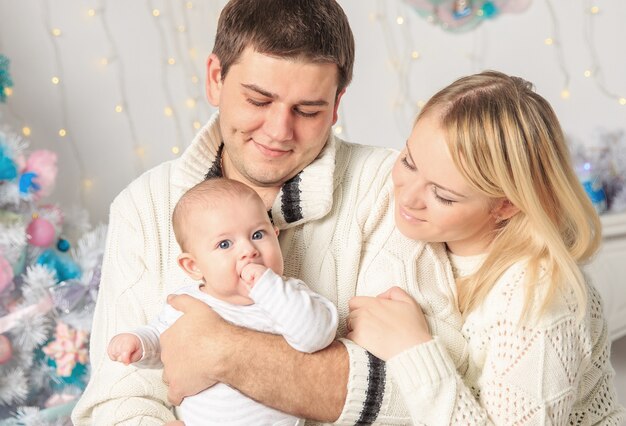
172, 178, 263, 251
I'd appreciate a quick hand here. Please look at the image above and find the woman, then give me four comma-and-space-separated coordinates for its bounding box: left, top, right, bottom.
347, 71, 625, 425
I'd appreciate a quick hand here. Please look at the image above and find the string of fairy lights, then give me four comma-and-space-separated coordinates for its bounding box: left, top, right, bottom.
372, 0, 424, 134
582, 1, 626, 106
373, 0, 625, 135
92, 2, 145, 176
148, 0, 188, 157
41, 0, 88, 206
1, 0, 624, 213
1, 1, 217, 207
544, 0, 571, 100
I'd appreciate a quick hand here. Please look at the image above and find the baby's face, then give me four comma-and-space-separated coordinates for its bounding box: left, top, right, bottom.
184, 193, 283, 305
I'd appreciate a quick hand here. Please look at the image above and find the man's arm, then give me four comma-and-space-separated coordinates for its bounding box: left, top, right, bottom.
72, 184, 176, 425
161, 294, 348, 422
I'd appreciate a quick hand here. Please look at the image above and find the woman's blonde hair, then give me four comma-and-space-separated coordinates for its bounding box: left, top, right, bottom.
419, 70, 601, 320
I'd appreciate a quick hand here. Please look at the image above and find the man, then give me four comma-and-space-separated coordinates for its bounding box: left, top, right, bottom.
72, 0, 466, 424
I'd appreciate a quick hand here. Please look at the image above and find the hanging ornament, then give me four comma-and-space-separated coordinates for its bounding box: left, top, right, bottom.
57, 238, 70, 252
26, 217, 56, 247
480, 1, 499, 18
0, 144, 18, 180
36, 248, 81, 283
403, 0, 531, 33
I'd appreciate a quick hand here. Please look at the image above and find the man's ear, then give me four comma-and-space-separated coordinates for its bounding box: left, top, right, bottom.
332, 88, 346, 125
177, 253, 203, 281
492, 199, 520, 223
205, 53, 223, 107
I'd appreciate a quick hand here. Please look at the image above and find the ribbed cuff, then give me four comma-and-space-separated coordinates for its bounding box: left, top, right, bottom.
335, 338, 390, 425
387, 338, 455, 391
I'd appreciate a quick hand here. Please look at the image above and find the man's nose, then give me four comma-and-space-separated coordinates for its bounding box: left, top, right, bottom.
264, 105, 294, 142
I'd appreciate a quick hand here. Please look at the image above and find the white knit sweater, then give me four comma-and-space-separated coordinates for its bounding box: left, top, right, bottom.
72, 112, 465, 425
387, 253, 625, 425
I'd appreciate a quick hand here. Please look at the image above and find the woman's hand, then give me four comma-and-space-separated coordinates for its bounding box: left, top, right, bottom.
347, 286, 432, 361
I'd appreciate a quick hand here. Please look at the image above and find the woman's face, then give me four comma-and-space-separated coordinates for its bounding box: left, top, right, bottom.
392, 112, 501, 256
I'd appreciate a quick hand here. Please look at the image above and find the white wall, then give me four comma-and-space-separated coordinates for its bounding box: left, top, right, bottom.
1, 0, 624, 223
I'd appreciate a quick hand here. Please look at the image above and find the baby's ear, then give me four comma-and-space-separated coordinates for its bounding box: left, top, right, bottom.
177, 253, 203, 281
274, 226, 280, 237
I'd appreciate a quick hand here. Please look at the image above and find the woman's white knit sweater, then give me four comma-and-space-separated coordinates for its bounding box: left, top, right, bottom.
387, 253, 625, 425
72, 112, 466, 425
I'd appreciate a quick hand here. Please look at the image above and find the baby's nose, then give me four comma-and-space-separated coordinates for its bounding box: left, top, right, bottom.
239, 242, 259, 259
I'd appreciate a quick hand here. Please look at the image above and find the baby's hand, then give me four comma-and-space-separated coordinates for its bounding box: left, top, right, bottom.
240, 263, 268, 289
107, 333, 143, 365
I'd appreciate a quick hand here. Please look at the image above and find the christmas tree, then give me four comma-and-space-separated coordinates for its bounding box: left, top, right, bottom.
0, 54, 106, 425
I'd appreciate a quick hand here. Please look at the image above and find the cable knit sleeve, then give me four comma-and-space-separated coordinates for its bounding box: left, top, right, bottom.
386, 278, 625, 425
71, 168, 178, 425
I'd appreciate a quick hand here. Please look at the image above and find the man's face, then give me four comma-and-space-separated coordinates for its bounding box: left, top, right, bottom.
207, 47, 343, 188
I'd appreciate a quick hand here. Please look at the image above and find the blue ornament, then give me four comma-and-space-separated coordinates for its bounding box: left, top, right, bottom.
19, 171, 41, 194
0, 145, 17, 180
57, 238, 70, 252
36, 249, 81, 282
481, 1, 498, 18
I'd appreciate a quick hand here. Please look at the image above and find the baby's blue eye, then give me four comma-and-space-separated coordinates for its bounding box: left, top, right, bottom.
218, 240, 232, 249
252, 230, 264, 240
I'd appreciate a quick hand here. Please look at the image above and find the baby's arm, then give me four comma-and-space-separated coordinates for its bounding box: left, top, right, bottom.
107, 333, 143, 365
106, 305, 179, 370
243, 265, 338, 353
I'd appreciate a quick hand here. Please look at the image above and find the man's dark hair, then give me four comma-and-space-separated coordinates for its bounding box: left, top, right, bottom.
213, 0, 355, 95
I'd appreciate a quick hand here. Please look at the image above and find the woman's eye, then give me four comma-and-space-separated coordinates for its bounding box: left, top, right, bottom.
401, 155, 416, 170
218, 240, 232, 249
433, 188, 454, 206
252, 231, 264, 240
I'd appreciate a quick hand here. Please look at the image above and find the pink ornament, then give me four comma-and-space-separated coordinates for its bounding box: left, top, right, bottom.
0, 334, 12, 364
24, 150, 58, 198
26, 217, 56, 247
0, 254, 13, 294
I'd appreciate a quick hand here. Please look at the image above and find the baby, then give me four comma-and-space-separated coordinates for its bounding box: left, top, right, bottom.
107, 178, 338, 426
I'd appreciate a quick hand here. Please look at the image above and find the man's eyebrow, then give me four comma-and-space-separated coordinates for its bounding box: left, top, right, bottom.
241, 83, 329, 107
405, 142, 467, 199
242, 83, 275, 98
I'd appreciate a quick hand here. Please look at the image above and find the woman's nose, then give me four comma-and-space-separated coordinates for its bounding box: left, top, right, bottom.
399, 180, 427, 210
